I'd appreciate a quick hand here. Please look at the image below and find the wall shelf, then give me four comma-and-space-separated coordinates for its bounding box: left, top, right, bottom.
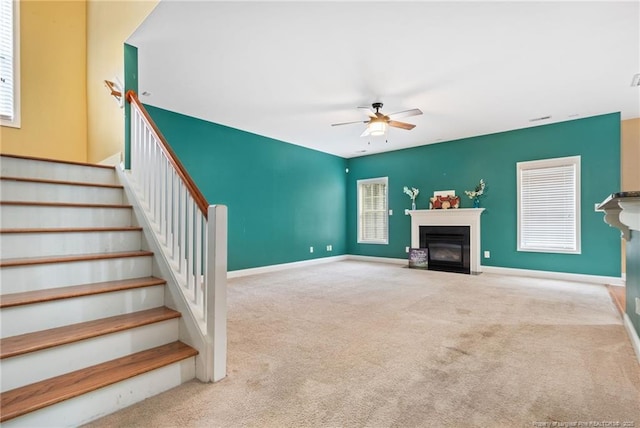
598, 191, 640, 240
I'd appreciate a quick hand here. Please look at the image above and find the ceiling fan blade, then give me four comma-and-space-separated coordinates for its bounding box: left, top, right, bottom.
388, 120, 416, 130
387, 108, 423, 120
357, 106, 377, 118
331, 120, 368, 127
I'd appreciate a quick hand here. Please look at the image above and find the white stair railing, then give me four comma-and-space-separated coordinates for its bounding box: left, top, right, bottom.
125, 90, 227, 382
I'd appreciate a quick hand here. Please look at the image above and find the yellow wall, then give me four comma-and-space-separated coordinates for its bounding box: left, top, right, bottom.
621, 118, 640, 191
0, 0, 87, 162
86, 0, 158, 164
620, 118, 640, 275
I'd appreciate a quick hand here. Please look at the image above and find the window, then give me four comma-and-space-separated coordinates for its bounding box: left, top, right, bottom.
1, 0, 19, 128
357, 177, 388, 244
517, 156, 581, 254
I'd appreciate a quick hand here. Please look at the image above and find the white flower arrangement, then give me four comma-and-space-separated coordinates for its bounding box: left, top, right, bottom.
464, 179, 486, 199
403, 186, 419, 201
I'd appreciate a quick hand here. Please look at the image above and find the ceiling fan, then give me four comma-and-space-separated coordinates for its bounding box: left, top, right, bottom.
331, 102, 423, 137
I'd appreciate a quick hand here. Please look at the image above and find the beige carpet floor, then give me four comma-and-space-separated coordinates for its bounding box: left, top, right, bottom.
85, 260, 640, 428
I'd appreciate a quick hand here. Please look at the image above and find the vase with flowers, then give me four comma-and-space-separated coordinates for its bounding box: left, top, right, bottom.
464, 179, 486, 208
403, 186, 419, 210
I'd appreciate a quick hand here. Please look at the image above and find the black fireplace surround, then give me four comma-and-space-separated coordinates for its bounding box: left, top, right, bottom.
419, 225, 471, 274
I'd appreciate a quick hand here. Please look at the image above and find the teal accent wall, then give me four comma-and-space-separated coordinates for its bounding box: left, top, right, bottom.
123, 43, 138, 170
626, 231, 640, 336
346, 113, 621, 277
144, 105, 347, 272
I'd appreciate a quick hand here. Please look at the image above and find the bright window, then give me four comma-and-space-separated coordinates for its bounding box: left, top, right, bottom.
517, 156, 581, 254
1, 0, 20, 128
357, 177, 388, 244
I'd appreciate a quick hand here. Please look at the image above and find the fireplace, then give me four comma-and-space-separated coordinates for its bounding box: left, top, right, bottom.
409, 208, 484, 274
420, 226, 470, 274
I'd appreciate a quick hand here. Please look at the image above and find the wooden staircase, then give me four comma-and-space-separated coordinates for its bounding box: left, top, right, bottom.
0, 154, 198, 427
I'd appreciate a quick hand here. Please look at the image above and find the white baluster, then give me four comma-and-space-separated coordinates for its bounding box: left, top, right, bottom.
155, 145, 161, 224
142, 128, 149, 205
127, 101, 227, 382
194, 212, 203, 306
186, 197, 194, 292
150, 140, 157, 223
162, 156, 168, 244
171, 171, 179, 261
179, 184, 187, 278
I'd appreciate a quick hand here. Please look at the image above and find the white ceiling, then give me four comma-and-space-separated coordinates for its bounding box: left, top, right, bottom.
128, 1, 640, 158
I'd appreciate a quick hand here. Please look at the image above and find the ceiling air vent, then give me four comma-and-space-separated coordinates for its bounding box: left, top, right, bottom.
631, 73, 640, 87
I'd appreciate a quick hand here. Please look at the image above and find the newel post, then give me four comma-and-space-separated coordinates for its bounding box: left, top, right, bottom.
205, 204, 228, 382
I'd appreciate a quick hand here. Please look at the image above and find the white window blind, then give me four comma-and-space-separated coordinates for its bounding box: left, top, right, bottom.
1, 0, 18, 127
517, 156, 581, 254
357, 177, 388, 244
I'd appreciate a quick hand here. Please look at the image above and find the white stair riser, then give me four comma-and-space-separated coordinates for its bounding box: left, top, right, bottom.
1, 285, 165, 337
0, 180, 124, 204
0, 158, 199, 423
0, 256, 152, 294
0, 157, 117, 185
0, 230, 142, 259
1, 320, 180, 392
0, 205, 132, 228
1, 357, 195, 428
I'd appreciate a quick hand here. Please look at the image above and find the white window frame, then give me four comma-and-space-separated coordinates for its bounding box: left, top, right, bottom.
1, 0, 20, 128
517, 156, 581, 254
357, 177, 389, 245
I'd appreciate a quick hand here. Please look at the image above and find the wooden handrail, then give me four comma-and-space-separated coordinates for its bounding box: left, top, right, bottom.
126, 90, 209, 218
104, 80, 122, 99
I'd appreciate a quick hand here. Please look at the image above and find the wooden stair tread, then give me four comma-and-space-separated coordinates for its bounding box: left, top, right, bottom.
0, 341, 197, 422
1, 176, 124, 189
0, 307, 181, 359
0, 250, 154, 268
0, 201, 131, 209
0, 277, 167, 308
0, 226, 143, 234
0, 154, 116, 170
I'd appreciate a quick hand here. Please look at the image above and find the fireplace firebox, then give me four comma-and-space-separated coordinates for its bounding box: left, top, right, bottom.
419, 225, 470, 274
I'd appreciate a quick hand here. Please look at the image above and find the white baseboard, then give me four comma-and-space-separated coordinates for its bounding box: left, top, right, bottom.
481, 265, 625, 286
229, 256, 624, 287
227, 255, 349, 279
346, 255, 408, 265
623, 314, 640, 364
228, 255, 411, 279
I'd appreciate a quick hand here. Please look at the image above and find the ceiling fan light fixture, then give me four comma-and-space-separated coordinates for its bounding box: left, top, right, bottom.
332, 102, 422, 138
368, 120, 388, 136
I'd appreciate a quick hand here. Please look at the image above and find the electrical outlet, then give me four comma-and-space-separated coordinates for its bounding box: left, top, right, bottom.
405, 246, 410, 253
636, 297, 640, 316
405, 209, 410, 215
326, 245, 332, 251
484, 251, 490, 258
309, 246, 314, 253
389, 209, 393, 215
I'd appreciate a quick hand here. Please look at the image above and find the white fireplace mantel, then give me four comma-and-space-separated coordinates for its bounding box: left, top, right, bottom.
409, 208, 485, 273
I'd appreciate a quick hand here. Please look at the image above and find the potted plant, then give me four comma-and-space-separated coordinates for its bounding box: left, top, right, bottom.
464, 179, 486, 208
403, 186, 419, 210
